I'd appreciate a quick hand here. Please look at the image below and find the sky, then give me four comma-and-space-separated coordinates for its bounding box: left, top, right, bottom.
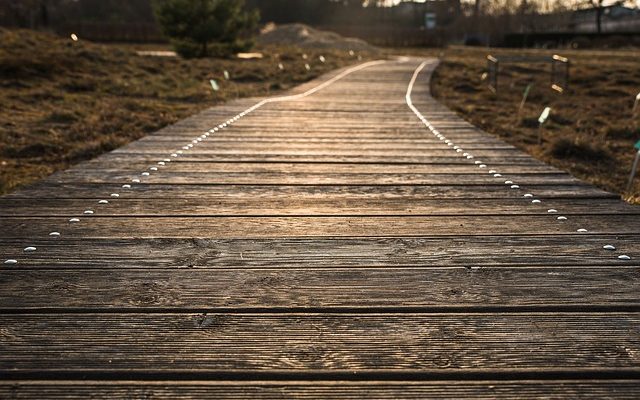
376, 0, 640, 7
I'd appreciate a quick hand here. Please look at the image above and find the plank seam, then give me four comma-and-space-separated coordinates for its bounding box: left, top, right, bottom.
3, 369, 640, 382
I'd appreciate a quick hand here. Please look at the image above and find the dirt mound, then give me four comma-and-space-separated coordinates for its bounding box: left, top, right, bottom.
258, 23, 376, 52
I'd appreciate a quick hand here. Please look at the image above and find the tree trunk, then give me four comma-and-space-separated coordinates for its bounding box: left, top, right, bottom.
595, 5, 602, 34
472, 0, 481, 31
519, 0, 527, 33
40, 0, 49, 28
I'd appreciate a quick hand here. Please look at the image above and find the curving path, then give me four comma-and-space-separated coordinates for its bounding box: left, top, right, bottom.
1, 58, 639, 398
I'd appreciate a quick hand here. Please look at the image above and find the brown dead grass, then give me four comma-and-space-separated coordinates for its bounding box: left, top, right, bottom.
5, 32, 639, 203
0, 28, 378, 194
430, 46, 640, 204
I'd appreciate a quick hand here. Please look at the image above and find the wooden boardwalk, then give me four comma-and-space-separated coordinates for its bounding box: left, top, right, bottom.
1, 58, 639, 398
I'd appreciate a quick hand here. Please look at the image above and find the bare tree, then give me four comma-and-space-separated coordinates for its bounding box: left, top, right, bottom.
588, 0, 604, 34
474, 0, 481, 18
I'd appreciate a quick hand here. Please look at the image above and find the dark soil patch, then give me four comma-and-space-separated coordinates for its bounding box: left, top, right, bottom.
453, 83, 479, 93
547, 137, 611, 162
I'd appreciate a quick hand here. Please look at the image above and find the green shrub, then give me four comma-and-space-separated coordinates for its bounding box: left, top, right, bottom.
154, 0, 259, 58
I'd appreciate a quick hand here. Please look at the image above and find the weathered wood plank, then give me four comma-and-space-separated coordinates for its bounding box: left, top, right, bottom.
0, 236, 636, 268
1, 381, 639, 399
146, 131, 519, 142
1, 198, 635, 216
69, 162, 561, 174
110, 148, 533, 158
0, 267, 638, 310
7, 183, 616, 200
49, 171, 579, 186
117, 142, 518, 152
1, 313, 639, 371
84, 154, 558, 166
3, 215, 638, 239
135, 136, 514, 145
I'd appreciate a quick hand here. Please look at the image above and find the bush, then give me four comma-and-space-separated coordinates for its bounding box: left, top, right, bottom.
547, 137, 611, 162
154, 0, 259, 58
464, 36, 485, 47
569, 36, 592, 49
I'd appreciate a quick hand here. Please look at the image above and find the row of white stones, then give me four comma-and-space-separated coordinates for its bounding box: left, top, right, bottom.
4, 60, 389, 265
406, 60, 631, 262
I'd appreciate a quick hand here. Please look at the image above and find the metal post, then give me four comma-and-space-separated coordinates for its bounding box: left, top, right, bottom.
487, 55, 498, 94
565, 59, 570, 92
493, 60, 498, 94
538, 123, 543, 145
537, 107, 551, 145
626, 150, 640, 193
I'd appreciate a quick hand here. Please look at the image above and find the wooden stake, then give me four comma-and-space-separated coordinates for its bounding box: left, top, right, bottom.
537, 107, 551, 145
627, 141, 640, 193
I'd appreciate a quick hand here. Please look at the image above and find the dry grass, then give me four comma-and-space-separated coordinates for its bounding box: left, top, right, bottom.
0, 28, 377, 194
430, 46, 640, 204
4, 30, 639, 203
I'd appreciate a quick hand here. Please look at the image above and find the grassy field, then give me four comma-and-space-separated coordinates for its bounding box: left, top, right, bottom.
3, 29, 640, 203
430, 46, 640, 203
0, 28, 376, 194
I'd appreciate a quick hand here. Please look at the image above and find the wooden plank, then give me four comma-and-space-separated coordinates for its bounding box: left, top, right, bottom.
2, 381, 639, 399
49, 171, 580, 186
0, 236, 637, 269
0, 267, 638, 310
110, 149, 532, 158
1, 198, 636, 216
1, 313, 639, 371
7, 183, 616, 200
118, 142, 518, 152
3, 215, 638, 239
67, 162, 561, 174
147, 130, 511, 140
136, 136, 514, 144
85, 154, 553, 165
101, 155, 558, 165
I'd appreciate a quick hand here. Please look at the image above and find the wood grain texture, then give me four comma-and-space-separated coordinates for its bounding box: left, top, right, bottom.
0, 236, 637, 269
1, 381, 639, 399
59, 162, 562, 174
3, 215, 639, 239
50, 171, 579, 186
2, 198, 636, 216
7, 183, 617, 200
1, 313, 640, 371
85, 153, 548, 165
0, 267, 639, 310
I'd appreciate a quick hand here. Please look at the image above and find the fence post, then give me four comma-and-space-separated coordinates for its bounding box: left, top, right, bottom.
551, 55, 569, 93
